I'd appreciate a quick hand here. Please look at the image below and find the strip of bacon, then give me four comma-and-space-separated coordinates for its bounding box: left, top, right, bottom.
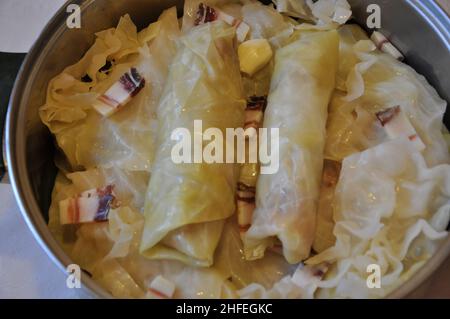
237, 182, 256, 198
147, 288, 169, 299
376, 106, 425, 151
247, 96, 268, 111
195, 3, 217, 25
321, 159, 342, 189
244, 96, 267, 135
235, 22, 251, 44
269, 241, 283, 255
371, 31, 404, 61
92, 67, 145, 117
237, 182, 256, 234
59, 185, 117, 225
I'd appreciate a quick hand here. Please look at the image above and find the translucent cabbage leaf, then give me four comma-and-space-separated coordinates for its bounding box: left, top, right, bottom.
241, 0, 297, 48
215, 219, 295, 289
47, 166, 149, 270
273, 0, 352, 26
40, 9, 180, 171
140, 21, 246, 267
326, 24, 450, 167
307, 138, 450, 298
244, 30, 339, 264
237, 263, 327, 299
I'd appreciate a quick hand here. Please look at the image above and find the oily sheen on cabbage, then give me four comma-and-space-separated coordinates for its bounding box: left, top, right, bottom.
139, 21, 246, 267
40, 9, 180, 172
244, 30, 339, 264
41, 0, 450, 299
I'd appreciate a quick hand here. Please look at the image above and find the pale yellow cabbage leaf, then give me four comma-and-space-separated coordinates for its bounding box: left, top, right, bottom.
140, 21, 246, 267
244, 30, 339, 264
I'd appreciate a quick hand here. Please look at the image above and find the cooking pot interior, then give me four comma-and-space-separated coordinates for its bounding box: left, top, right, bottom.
17, 0, 450, 221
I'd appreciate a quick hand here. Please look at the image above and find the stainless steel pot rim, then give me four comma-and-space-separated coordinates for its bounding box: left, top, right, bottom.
6, 0, 111, 299
409, 0, 450, 50
5, 0, 450, 299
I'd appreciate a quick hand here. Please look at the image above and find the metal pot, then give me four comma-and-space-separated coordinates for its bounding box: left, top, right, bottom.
3, 0, 450, 298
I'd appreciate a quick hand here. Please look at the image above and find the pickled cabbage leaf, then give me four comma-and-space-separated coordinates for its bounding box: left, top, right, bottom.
273, 0, 352, 26
244, 30, 339, 264
307, 138, 450, 298
47, 166, 149, 269
237, 263, 327, 299
238, 0, 298, 95
40, 9, 180, 171
326, 24, 450, 167
49, 167, 235, 298
215, 219, 295, 289
241, 0, 296, 48
94, 259, 145, 298
140, 21, 246, 267
183, 0, 296, 48
182, 0, 238, 32
272, 0, 312, 20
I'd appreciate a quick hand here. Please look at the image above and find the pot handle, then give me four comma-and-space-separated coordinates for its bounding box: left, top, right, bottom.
0, 52, 27, 183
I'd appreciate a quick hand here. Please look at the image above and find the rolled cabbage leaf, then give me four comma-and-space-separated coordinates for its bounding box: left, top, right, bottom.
139, 21, 246, 267
238, 1, 295, 241
244, 30, 339, 264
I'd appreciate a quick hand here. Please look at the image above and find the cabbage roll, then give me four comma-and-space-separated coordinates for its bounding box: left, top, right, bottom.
140, 21, 246, 267
50, 167, 238, 298
39, 9, 180, 171
244, 30, 340, 264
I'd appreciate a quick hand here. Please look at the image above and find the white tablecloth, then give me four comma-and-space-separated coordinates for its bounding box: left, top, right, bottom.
0, 0, 66, 53
0, 183, 87, 298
